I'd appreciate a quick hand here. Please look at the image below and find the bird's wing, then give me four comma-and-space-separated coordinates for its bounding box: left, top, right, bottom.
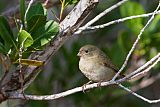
100, 55, 119, 72
103, 60, 119, 72
97, 50, 119, 73
102, 57, 126, 77
97, 50, 125, 77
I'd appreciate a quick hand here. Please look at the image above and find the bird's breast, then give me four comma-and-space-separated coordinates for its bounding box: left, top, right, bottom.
79, 58, 96, 72
79, 57, 115, 82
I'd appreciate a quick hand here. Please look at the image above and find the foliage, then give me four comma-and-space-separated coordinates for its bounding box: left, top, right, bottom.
0, 1, 59, 63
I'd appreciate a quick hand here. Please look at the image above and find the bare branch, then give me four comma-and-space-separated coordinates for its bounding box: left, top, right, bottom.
112, 2, 160, 81
131, 57, 160, 79
44, 0, 50, 6
75, 0, 128, 34
118, 84, 160, 104
117, 53, 160, 82
9, 81, 114, 100
81, 11, 160, 30
7, 52, 160, 102
131, 73, 160, 91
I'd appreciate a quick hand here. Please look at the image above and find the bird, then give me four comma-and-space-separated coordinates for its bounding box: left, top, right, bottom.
77, 44, 119, 83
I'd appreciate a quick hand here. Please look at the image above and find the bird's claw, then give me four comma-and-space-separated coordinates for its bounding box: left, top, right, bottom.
82, 84, 87, 93
97, 82, 102, 87
82, 81, 92, 93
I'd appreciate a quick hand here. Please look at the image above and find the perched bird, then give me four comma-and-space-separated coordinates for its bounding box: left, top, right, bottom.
77, 45, 119, 83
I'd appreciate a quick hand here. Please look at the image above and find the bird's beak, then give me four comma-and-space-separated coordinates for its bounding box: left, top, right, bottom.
77, 51, 81, 57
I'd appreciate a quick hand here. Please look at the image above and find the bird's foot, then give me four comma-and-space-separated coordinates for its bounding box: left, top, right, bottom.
82, 81, 92, 93
97, 81, 102, 87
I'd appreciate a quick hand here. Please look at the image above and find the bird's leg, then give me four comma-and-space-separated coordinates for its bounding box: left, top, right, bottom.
97, 80, 103, 87
82, 81, 92, 93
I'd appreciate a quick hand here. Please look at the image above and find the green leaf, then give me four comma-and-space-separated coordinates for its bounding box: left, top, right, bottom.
64, 0, 79, 6
26, 3, 47, 33
0, 16, 17, 50
18, 30, 33, 49
20, 0, 25, 27
26, 3, 47, 21
147, 15, 160, 33
120, 1, 145, 34
27, 15, 46, 33
32, 20, 59, 47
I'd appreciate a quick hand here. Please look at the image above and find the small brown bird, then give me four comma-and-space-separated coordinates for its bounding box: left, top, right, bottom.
77, 45, 118, 83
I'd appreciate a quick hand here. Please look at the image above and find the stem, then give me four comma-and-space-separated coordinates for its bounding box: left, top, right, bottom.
59, 0, 65, 21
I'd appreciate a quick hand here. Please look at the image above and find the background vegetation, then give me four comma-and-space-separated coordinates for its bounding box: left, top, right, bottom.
0, 0, 160, 107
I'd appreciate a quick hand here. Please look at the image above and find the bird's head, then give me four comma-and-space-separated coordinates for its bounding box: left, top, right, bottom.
77, 45, 101, 59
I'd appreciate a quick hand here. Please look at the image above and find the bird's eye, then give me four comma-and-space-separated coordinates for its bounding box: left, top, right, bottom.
85, 50, 89, 53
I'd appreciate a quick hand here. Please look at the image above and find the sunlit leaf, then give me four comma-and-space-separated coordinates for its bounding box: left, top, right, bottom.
18, 30, 33, 49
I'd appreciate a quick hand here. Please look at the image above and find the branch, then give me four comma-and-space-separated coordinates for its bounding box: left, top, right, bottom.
131, 73, 160, 91
131, 56, 160, 79
0, 0, 99, 103
7, 52, 160, 102
112, 2, 160, 81
118, 84, 160, 104
9, 81, 114, 100
81, 10, 160, 30
117, 53, 160, 82
75, 0, 128, 34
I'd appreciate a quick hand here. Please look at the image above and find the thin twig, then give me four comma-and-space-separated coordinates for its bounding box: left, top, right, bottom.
112, 2, 160, 81
131, 57, 160, 79
117, 53, 160, 82
131, 73, 160, 91
75, 0, 128, 34
44, 0, 50, 6
118, 84, 160, 104
18, 34, 27, 99
24, 0, 34, 21
81, 10, 160, 30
